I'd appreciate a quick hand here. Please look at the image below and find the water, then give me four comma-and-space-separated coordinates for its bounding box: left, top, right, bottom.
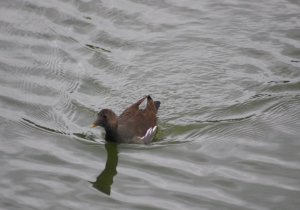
1, 0, 300, 209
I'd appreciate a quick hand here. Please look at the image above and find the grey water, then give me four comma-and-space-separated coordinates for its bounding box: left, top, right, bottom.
1, 0, 300, 209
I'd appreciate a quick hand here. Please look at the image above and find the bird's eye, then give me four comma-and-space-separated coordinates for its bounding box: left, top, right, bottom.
103, 115, 107, 119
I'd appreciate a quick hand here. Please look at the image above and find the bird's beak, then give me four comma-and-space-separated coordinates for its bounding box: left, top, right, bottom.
90, 124, 96, 128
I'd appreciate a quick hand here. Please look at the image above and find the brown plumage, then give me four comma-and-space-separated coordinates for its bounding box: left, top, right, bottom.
90, 95, 160, 143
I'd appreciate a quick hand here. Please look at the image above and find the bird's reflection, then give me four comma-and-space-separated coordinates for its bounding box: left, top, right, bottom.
89, 142, 118, 195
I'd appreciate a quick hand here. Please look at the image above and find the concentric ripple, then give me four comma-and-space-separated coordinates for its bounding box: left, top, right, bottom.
1, 0, 300, 210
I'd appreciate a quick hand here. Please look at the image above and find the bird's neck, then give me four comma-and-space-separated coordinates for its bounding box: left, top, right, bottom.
104, 123, 119, 142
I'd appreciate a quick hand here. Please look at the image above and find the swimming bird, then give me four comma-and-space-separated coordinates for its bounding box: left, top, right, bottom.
90, 95, 160, 143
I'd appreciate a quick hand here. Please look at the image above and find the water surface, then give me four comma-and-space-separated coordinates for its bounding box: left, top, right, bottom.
1, 0, 300, 209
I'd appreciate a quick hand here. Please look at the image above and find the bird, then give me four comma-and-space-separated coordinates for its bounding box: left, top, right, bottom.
90, 95, 160, 143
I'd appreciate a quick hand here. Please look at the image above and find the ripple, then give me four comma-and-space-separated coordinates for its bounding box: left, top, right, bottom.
1, 0, 300, 210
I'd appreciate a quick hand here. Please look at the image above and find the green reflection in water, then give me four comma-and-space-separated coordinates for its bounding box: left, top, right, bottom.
89, 142, 118, 195
85, 44, 111, 53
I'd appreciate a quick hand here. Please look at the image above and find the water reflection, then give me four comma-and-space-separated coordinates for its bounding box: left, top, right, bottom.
89, 142, 118, 195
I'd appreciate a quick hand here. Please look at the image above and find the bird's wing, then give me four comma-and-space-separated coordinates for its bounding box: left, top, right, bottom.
118, 96, 148, 124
